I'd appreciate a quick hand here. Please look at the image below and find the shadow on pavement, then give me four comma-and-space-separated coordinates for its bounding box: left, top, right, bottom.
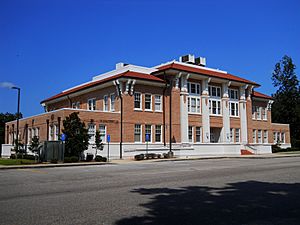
116, 181, 300, 225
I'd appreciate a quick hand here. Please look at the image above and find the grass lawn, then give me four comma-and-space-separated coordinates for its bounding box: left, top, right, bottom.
0, 158, 37, 166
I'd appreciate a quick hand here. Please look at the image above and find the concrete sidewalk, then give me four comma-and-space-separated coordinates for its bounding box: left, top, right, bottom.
1, 153, 300, 170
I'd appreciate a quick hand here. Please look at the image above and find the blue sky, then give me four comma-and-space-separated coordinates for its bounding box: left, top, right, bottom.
1, 0, 299, 117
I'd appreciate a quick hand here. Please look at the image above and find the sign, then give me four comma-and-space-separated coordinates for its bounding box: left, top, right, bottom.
61, 133, 67, 141
145, 134, 150, 142
107, 134, 111, 143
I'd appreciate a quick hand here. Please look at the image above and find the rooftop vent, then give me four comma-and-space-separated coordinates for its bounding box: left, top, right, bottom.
116, 62, 129, 70
195, 57, 206, 67
179, 54, 195, 64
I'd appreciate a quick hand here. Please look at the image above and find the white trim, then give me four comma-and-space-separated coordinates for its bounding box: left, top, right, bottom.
134, 124, 142, 143
103, 95, 109, 112
87, 98, 96, 111
145, 124, 152, 143
134, 92, 142, 110
155, 124, 162, 143
110, 93, 115, 112
144, 93, 152, 111
154, 95, 162, 112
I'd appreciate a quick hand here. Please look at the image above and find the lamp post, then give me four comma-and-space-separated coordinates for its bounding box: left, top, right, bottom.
11, 86, 21, 156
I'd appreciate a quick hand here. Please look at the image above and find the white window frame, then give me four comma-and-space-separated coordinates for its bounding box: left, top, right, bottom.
252, 106, 256, 119
195, 126, 202, 143
256, 106, 261, 120
263, 130, 268, 143
209, 99, 222, 115
253, 130, 256, 143
145, 124, 152, 143
110, 94, 115, 112
155, 125, 162, 143
188, 126, 193, 143
188, 82, 201, 95
188, 97, 201, 114
228, 89, 239, 100
134, 124, 142, 143
99, 125, 106, 143
273, 132, 277, 143
134, 92, 142, 110
145, 94, 152, 111
235, 128, 240, 143
154, 95, 162, 112
103, 95, 109, 112
88, 124, 96, 143
208, 85, 221, 98
281, 132, 285, 143
54, 124, 59, 141
257, 130, 262, 143
229, 102, 239, 117
28, 128, 32, 144
72, 102, 80, 109
88, 98, 96, 111
230, 128, 234, 143
262, 108, 267, 120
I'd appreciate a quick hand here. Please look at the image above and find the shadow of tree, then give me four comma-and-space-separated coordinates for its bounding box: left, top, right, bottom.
116, 181, 300, 225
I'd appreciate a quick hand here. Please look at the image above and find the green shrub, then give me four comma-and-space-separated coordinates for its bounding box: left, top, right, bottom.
50, 159, 58, 164
10, 154, 16, 159
64, 157, 72, 163
86, 154, 94, 162
134, 154, 144, 161
70, 156, 79, 162
23, 155, 35, 160
95, 155, 107, 162
271, 144, 281, 153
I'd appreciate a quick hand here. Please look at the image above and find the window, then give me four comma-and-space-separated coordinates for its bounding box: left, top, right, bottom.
253, 130, 256, 143
188, 126, 193, 143
262, 108, 267, 120
264, 130, 268, 143
257, 130, 262, 143
256, 106, 261, 120
273, 132, 277, 143
196, 127, 202, 143
188, 82, 200, 95
281, 133, 285, 143
28, 128, 32, 144
36, 128, 39, 138
235, 128, 240, 143
209, 99, 221, 115
252, 106, 256, 119
230, 128, 234, 143
99, 125, 106, 142
134, 124, 142, 142
229, 89, 239, 100
155, 95, 162, 111
145, 94, 152, 111
72, 102, 80, 109
103, 95, 108, 111
88, 99, 96, 111
229, 102, 239, 117
134, 93, 141, 110
88, 124, 96, 143
110, 94, 115, 112
155, 125, 162, 143
54, 125, 59, 141
145, 125, 152, 142
209, 86, 221, 97
188, 97, 201, 113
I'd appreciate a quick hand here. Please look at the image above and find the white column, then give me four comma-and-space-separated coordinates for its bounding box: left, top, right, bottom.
180, 74, 189, 143
201, 79, 210, 143
239, 86, 248, 144
222, 82, 230, 143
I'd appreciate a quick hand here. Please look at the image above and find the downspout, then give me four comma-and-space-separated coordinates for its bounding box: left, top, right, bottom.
169, 78, 173, 154
67, 95, 72, 108
113, 80, 123, 159
163, 72, 167, 146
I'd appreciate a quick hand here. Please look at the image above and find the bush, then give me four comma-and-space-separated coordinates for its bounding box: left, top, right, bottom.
23, 155, 35, 160
95, 155, 107, 162
70, 156, 79, 162
86, 154, 94, 162
134, 154, 145, 161
163, 151, 174, 158
64, 157, 72, 163
50, 159, 58, 164
10, 154, 16, 159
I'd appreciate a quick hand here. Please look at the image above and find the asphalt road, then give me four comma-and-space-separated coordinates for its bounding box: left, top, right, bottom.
0, 157, 300, 225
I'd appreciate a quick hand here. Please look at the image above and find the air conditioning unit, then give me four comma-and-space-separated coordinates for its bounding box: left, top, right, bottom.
180, 54, 195, 64
116, 62, 129, 70
195, 57, 206, 67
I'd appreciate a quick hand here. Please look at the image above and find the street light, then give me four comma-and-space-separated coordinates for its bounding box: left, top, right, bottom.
11, 86, 21, 156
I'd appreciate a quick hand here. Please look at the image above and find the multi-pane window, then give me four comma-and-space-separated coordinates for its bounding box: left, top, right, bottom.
196, 127, 202, 143
256, 106, 261, 120
229, 102, 239, 117
230, 128, 234, 143
134, 124, 142, 142
235, 128, 240, 143
257, 130, 262, 143
88, 98, 96, 111
273, 132, 277, 143
188, 97, 201, 113
103, 95, 108, 111
209, 86, 221, 97
155, 95, 162, 111
188, 126, 193, 143
253, 130, 256, 143
55, 125, 59, 141
209, 100, 221, 115
134, 93, 141, 109
49, 125, 54, 141
110, 94, 115, 112
72, 102, 80, 109
28, 128, 32, 144
145, 125, 152, 142
262, 108, 267, 120
281, 133, 285, 143
155, 125, 162, 143
145, 94, 152, 111
88, 124, 96, 143
188, 82, 200, 94
252, 106, 256, 119
264, 130, 268, 143
99, 125, 106, 142
229, 89, 239, 100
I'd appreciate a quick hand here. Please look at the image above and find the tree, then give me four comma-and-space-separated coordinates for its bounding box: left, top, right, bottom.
94, 130, 104, 156
62, 112, 89, 158
28, 136, 42, 162
271, 55, 300, 147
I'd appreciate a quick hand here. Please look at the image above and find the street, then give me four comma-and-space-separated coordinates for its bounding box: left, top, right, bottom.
0, 157, 300, 225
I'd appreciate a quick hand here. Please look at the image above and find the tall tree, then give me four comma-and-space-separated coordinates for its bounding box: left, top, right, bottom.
271, 55, 300, 147
62, 112, 89, 158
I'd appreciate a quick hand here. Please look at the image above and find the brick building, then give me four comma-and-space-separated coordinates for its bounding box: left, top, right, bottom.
4, 55, 291, 158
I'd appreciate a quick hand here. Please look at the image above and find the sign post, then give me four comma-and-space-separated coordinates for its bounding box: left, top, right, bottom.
145, 134, 150, 155
107, 134, 110, 162
61, 133, 67, 162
